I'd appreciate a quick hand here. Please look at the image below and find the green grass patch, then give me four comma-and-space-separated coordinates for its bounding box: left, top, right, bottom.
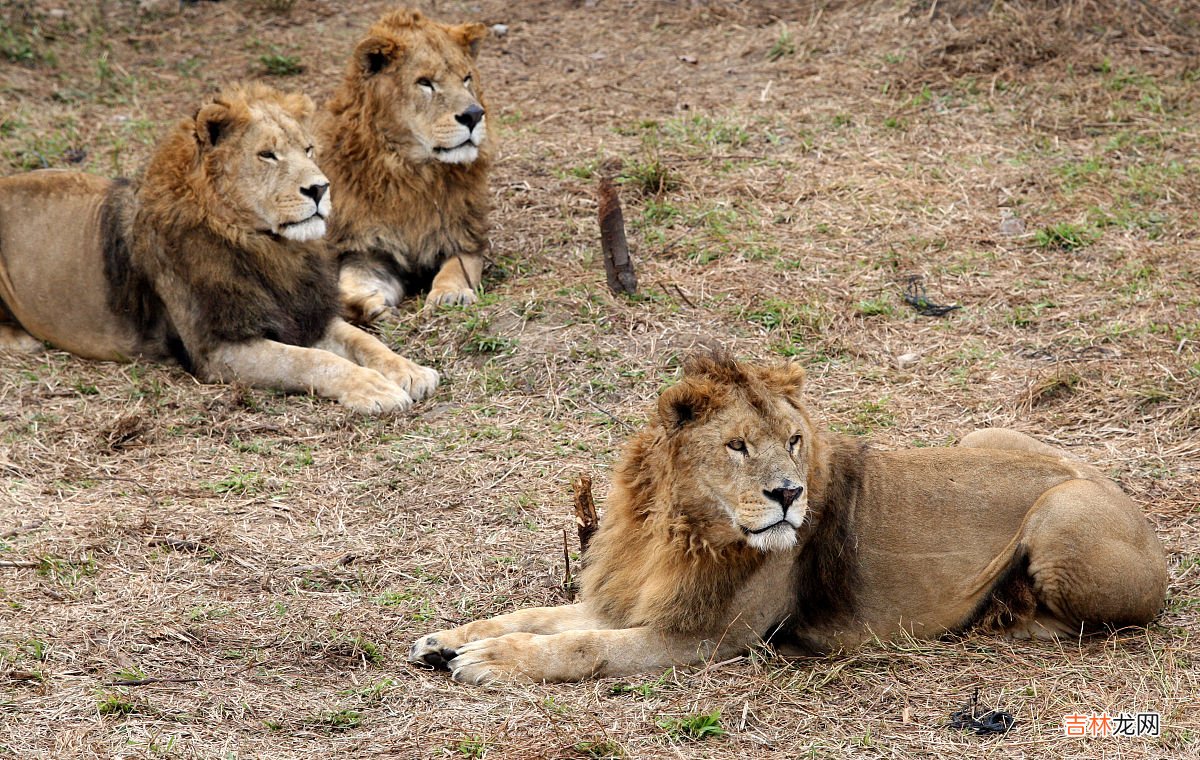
659, 711, 725, 742
1034, 222, 1095, 251
96, 691, 138, 716
260, 53, 304, 76
766, 25, 795, 61
302, 708, 361, 731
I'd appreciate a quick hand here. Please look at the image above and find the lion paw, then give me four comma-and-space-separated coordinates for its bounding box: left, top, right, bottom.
343, 292, 392, 325
379, 359, 440, 402
424, 285, 479, 310
337, 370, 413, 414
447, 634, 538, 686
408, 633, 460, 671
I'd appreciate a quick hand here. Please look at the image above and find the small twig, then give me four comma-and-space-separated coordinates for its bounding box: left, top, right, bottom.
561, 528, 573, 600
0, 560, 40, 569
104, 676, 204, 687
668, 282, 696, 309
1, 519, 45, 539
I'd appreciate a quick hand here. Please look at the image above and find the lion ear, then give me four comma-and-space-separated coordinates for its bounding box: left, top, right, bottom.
356, 36, 401, 76
280, 91, 315, 122
195, 101, 233, 149
760, 362, 806, 393
758, 362, 807, 406
657, 380, 717, 431
449, 22, 488, 59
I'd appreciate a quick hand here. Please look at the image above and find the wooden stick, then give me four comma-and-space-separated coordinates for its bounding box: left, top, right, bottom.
1, 519, 45, 539
104, 676, 203, 687
573, 474, 599, 555
598, 176, 638, 295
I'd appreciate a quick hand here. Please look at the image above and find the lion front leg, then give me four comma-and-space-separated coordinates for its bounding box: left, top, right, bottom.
409, 603, 597, 669
425, 253, 483, 309
448, 627, 732, 685
410, 603, 747, 684
204, 339, 412, 414
316, 319, 439, 402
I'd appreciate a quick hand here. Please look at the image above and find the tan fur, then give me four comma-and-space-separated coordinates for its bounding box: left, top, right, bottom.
0, 83, 438, 412
318, 8, 492, 322
410, 355, 1169, 684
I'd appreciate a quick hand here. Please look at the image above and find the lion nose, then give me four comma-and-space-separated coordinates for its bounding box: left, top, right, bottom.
456, 104, 485, 131
301, 182, 329, 204
764, 485, 803, 511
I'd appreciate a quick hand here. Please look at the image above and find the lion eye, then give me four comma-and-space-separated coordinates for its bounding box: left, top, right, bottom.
726, 439, 747, 453
789, 434, 803, 448
305, 145, 314, 158
463, 75, 472, 87
416, 77, 434, 90
258, 150, 278, 161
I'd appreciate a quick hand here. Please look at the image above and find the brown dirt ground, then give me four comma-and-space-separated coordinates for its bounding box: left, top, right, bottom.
1, 1, 1198, 757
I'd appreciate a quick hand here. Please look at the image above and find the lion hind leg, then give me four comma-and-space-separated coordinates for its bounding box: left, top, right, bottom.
959, 428, 1066, 458
1021, 479, 1168, 633
0, 323, 43, 353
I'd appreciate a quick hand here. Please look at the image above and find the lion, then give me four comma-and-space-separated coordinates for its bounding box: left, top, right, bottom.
410, 354, 1169, 684
318, 8, 493, 323
0, 83, 438, 413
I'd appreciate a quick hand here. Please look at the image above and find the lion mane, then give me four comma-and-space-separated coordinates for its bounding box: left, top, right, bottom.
319, 8, 493, 321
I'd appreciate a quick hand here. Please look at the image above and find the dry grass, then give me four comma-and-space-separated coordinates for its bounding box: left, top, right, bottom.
1, 0, 1198, 757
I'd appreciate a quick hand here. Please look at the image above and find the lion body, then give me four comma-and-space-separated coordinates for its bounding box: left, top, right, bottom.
0, 172, 154, 361
318, 9, 493, 322
0, 83, 438, 412
411, 356, 1168, 683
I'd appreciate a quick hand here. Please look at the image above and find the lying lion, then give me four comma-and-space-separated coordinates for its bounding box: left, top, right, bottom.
319, 9, 493, 322
0, 83, 437, 413
410, 354, 1169, 683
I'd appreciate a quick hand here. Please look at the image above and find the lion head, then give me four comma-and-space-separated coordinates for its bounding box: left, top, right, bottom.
148, 82, 331, 242
332, 9, 490, 166
651, 354, 817, 552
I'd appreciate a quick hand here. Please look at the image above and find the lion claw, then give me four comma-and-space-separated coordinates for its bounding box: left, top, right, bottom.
424, 287, 479, 310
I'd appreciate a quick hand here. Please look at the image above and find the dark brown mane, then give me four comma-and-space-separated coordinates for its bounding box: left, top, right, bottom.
776, 433, 866, 653
100, 179, 184, 367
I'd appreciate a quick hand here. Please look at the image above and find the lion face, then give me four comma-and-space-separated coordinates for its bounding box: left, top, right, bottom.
348, 10, 489, 165
658, 358, 815, 553
193, 86, 331, 241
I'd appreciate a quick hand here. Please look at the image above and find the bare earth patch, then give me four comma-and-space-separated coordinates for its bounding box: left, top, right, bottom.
1, 1, 1197, 757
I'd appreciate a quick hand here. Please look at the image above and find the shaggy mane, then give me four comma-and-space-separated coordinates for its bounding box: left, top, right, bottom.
580, 354, 853, 637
